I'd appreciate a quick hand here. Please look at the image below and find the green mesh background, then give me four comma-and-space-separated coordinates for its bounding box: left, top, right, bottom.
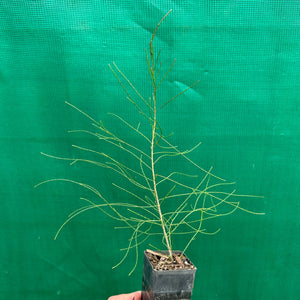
1, 1, 299, 299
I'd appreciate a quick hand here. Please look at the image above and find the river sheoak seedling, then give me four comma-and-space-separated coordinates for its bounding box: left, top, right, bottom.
35, 10, 263, 275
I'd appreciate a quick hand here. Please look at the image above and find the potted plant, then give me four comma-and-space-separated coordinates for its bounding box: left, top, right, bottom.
36, 10, 263, 300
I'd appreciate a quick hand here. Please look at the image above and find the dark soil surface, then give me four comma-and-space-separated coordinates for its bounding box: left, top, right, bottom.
145, 249, 196, 271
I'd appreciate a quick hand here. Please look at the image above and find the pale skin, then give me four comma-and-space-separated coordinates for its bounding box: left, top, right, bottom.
107, 291, 142, 300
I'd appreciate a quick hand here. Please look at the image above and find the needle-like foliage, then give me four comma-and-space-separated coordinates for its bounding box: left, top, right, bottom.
35, 10, 263, 275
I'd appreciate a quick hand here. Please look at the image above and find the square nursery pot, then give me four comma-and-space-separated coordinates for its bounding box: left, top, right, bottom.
142, 251, 197, 300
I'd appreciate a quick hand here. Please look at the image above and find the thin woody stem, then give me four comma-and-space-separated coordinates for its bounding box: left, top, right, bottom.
149, 11, 173, 258
151, 87, 172, 258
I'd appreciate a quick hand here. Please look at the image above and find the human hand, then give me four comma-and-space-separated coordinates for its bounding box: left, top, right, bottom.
107, 291, 141, 300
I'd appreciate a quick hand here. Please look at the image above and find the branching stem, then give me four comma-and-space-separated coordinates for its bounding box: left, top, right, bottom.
149, 10, 173, 258
151, 82, 172, 258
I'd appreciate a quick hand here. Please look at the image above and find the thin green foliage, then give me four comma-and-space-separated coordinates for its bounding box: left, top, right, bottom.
35, 10, 264, 274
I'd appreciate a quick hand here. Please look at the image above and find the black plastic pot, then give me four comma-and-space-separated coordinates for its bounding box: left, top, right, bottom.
142, 251, 197, 300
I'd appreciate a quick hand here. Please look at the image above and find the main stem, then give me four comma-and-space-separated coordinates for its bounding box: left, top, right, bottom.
150, 92, 172, 258
151, 87, 172, 259
149, 13, 173, 257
